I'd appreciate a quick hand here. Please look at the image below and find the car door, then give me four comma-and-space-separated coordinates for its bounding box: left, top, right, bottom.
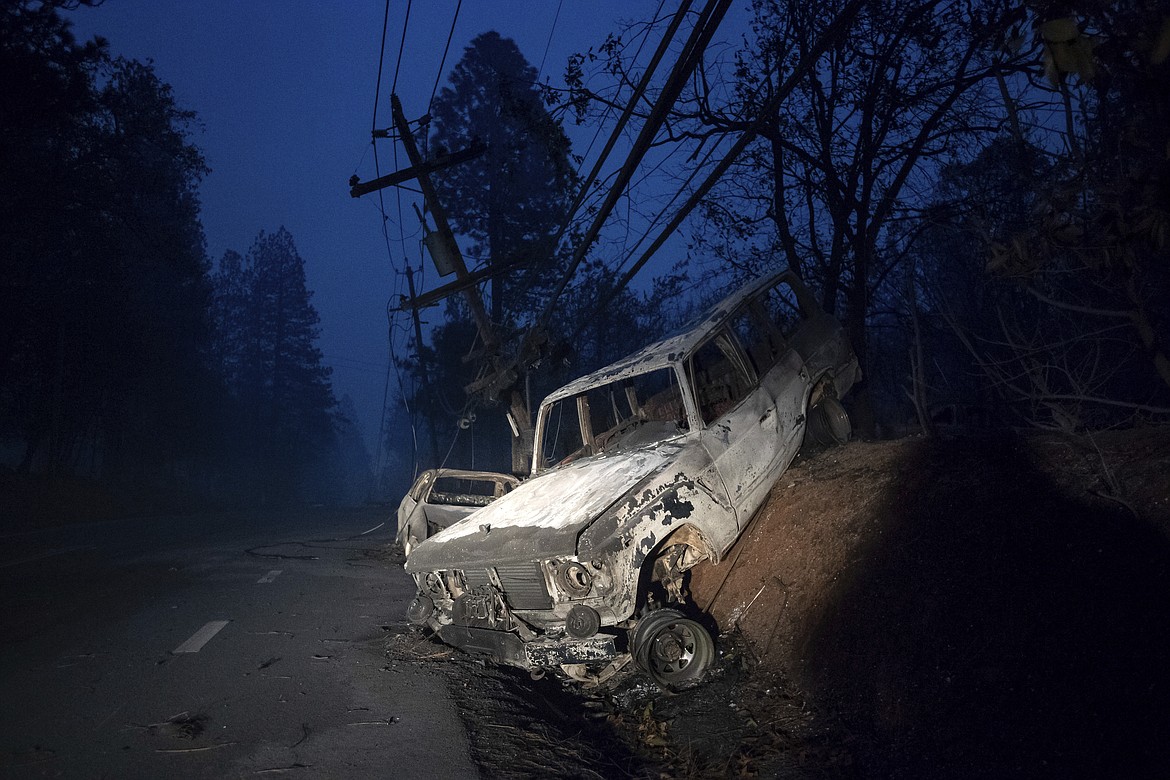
691, 327, 785, 527
751, 283, 814, 457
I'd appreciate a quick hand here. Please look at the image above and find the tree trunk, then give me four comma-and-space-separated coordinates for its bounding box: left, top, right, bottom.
845, 246, 876, 438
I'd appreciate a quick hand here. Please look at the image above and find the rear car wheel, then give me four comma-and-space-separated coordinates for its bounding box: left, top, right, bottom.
631, 608, 715, 690
806, 396, 851, 446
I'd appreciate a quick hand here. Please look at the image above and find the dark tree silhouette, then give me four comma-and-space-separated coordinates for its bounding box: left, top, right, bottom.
429, 31, 577, 324
211, 229, 337, 503
1, 3, 216, 501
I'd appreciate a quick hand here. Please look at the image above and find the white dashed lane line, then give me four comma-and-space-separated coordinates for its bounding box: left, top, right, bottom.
257, 569, 282, 584
173, 620, 230, 654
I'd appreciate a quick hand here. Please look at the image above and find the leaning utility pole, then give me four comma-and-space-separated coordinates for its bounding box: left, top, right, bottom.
350, 94, 536, 475
389, 94, 495, 350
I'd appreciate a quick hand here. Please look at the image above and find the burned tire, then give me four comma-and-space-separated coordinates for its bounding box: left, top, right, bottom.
806, 396, 851, 446
631, 608, 715, 690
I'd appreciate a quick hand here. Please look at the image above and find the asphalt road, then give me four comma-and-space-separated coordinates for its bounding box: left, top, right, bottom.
0, 507, 477, 778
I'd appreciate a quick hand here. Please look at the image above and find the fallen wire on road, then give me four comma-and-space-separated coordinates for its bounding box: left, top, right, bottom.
291, 723, 311, 750
244, 545, 319, 561
127, 712, 207, 740
255, 764, 311, 775
243, 523, 395, 562
154, 742, 236, 753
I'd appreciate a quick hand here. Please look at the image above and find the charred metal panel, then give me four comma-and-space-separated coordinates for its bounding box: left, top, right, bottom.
451, 587, 513, 631
524, 635, 618, 668
437, 625, 527, 666
578, 452, 737, 561
463, 568, 491, 588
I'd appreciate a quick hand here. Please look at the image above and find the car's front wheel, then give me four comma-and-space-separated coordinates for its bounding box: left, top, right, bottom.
631, 608, 715, 690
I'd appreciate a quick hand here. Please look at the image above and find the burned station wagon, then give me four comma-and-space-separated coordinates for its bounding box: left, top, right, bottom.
404, 268, 859, 689
396, 468, 520, 556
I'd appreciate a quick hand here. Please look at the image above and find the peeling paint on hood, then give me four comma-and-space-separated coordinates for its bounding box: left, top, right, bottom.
405, 442, 683, 571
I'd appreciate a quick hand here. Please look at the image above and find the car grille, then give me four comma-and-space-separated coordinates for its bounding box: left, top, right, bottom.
463, 568, 491, 589
495, 562, 553, 610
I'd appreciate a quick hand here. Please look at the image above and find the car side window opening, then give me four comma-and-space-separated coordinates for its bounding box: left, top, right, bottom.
729, 303, 783, 376
688, 332, 756, 425
638, 370, 687, 431
760, 280, 806, 339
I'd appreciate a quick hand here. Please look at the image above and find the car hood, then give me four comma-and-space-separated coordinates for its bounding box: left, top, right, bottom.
405, 443, 682, 571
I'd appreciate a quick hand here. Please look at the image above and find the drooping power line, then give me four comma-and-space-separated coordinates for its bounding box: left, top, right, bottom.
536, 0, 563, 80
427, 0, 463, 115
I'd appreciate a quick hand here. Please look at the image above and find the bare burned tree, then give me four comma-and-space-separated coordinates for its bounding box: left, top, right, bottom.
563, 0, 1025, 434
931, 2, 1170, 431
710, 1, 1031, 433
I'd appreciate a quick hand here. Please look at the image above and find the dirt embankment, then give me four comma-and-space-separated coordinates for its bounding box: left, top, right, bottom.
690, 428, 1170, 777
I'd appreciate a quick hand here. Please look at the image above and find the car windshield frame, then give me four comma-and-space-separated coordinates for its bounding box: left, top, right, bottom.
534, 365, 690, 473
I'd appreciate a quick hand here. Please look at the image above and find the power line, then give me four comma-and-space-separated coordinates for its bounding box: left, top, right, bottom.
566, 0, 688, 239
537, 0, 732, 330
371, 0, 394, 488
371, 0, 391, 132
594, 0, 870, 318
428, 0, 463, 115
536, 0, 563, 80
574, 0, 667, 175
390, 0, 413, 96
511, 0, 686, 321
371, 0, 420, 489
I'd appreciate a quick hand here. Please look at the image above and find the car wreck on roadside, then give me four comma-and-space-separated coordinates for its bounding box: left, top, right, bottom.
396, 469, 520, 556
404, 268, 860, 689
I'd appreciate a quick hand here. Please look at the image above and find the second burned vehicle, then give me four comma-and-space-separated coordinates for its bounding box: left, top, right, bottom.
405, 268, 860, 689
396, 469, 520, 556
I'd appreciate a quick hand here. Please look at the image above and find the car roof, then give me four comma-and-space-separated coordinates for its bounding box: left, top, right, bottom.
430, 468, 519, 484
542, 268, 793, 404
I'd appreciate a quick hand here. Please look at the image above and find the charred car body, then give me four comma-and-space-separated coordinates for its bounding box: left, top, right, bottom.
405, 269, 860, 688
396, 469, 520, 556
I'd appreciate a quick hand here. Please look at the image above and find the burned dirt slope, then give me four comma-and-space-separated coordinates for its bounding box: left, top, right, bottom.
690, 430, 1170, 778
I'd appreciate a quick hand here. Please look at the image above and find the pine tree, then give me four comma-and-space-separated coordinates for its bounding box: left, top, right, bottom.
210, 249, 253, 394
1, 3, 217, 493
333, 395, 372, 505
211, 228, 336, 502
430, 31, 576, 324
399, 33, 580, 473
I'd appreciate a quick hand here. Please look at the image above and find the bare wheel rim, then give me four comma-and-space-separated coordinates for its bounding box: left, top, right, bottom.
634, 612, 714, 688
